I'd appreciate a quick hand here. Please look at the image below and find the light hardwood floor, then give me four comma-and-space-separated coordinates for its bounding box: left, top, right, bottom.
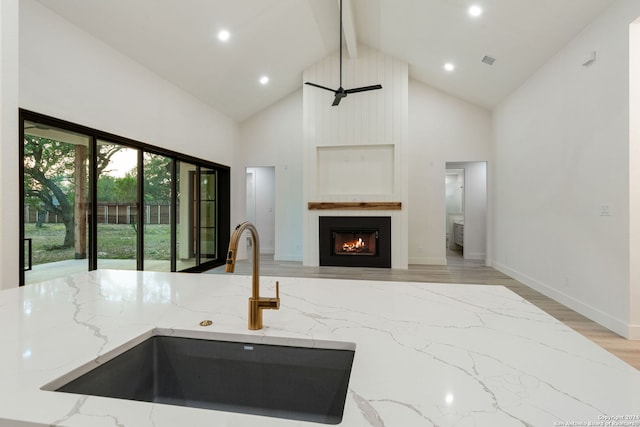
209, 250, 640, 370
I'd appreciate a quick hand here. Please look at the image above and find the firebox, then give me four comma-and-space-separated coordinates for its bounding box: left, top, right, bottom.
319, 216, 391, 268
333, 230, 377, 256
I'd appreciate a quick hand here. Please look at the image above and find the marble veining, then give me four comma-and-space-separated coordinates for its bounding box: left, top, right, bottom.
0, 270, 639, 426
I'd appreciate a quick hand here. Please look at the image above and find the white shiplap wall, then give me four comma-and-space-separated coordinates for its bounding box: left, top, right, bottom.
302, 44, 408, 268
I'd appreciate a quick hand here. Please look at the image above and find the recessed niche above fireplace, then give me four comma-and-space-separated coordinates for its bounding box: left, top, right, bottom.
316, 145, 394, 196
319, 216, 391, 268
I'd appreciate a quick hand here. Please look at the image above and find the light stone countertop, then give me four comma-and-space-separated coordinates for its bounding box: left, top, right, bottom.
1, 270, 639, 426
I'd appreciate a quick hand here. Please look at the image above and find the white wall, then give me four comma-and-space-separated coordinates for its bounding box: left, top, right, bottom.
246, 167, 276, 255
19, 0, 237, 165
628, 17, 640, 338
493, 0, 640, 339
0, 0, 20, 289
408, 80, 492, 265
303, 45, 409, 268
465, 162, 487, 261
237, 90, 303, 261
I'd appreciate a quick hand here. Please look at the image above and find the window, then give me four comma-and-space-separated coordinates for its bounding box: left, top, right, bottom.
19, 110, 230, 285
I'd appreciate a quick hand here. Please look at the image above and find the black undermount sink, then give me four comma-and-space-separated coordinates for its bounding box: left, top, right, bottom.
47, 333, 355, 425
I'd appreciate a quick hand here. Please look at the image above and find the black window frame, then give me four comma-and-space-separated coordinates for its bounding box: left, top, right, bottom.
19, 109, 230, 286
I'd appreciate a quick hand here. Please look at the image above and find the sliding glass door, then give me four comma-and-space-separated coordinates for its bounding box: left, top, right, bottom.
19, 110, 231, 286
22, 121, 91, 285
143, 152, 173, 272
175, 163, 218, 268
176, 161, 197, 270
199, 168, 217, 263
96, 141, 139, 271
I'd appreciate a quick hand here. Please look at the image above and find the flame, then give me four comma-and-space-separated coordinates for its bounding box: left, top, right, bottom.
342, 238, 366, 252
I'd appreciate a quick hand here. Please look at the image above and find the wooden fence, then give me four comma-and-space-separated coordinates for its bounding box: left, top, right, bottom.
24, 203, 176, 225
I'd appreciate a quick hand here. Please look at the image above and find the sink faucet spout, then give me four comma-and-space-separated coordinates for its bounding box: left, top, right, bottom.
226, 222, 280, 330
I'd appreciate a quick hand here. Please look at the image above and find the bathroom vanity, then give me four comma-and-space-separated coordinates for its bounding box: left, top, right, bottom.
453, 220, 464, 248
1, 270, 639, 426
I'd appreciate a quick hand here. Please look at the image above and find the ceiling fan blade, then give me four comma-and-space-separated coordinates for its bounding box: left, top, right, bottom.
305, 82, 337, 93
345, 84, 383, 94
332, 89, 347, 106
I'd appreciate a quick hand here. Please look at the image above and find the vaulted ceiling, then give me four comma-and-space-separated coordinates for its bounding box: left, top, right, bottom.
34, 0, 616, 122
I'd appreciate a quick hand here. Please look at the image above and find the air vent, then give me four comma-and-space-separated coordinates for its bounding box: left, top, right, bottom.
481, 55, 496, 66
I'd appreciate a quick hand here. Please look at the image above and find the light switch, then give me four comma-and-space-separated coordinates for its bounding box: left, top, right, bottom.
599, 204, 611, 216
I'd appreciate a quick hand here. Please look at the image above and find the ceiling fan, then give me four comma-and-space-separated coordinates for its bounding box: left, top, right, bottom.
304, 0, 382, 106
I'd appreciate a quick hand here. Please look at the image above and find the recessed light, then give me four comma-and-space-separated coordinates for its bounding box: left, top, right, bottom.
259, 76, 269, 85
217, 30, 230, 42
444, 63, 455, 72
468, 5, 483, 17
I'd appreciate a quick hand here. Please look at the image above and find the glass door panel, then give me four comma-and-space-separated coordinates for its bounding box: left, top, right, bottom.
23, 121, 91, 284
143, 153, 172, 272
199, 168, 217, 263
176, 161, 197, 270
96, 141, 138, 270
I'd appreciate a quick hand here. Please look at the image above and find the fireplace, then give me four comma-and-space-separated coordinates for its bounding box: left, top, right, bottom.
319, 216, 391, 268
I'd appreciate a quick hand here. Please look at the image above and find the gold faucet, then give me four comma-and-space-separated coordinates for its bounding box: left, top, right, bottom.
225, 221, 280, 330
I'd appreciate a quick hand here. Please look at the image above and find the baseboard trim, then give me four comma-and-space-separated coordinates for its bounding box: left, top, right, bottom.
493, 261, 635, 340
463, 252, 485, 261
409, 257, 447, 265
274, 253, 303, 262
628, 325, 640, 340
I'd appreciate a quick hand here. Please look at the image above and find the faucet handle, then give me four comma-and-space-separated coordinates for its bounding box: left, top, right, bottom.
271, 281, 280, 310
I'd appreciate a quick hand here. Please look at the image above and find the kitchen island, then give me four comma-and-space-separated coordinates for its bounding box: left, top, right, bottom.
1, 270, 639, 426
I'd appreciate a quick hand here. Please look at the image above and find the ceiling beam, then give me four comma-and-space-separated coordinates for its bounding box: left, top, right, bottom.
339, 0, 358, 59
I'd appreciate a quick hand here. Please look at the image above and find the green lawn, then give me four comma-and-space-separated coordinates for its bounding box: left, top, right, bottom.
25, 223, 171, 266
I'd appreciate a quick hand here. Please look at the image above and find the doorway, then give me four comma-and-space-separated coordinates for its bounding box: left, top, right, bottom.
444, 162, 487, 263
246, 167, 275, 255
445, 168, 464, 259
